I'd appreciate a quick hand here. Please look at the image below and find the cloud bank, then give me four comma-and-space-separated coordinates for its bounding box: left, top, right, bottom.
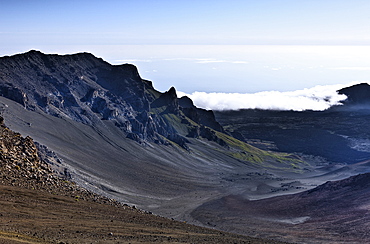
178, 82, 366, 111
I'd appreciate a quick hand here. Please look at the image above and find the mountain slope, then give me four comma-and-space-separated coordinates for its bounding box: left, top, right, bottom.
0, 51, 309, 223
0, 116, 283, 244
215, 108, 370, 164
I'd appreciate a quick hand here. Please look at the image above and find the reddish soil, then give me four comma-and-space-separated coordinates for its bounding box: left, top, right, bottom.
0, 184, 286, 244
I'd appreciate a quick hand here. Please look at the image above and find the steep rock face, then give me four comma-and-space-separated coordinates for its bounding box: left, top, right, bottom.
152, 87, 179, 114
0, 51, 217, 148
178, 96, 227, 146
179, 96, 224, 133
0, 50, 141, 123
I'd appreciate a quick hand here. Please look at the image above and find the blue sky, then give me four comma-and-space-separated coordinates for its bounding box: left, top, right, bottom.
1, 0, 370, 110
1, 0, 370, 46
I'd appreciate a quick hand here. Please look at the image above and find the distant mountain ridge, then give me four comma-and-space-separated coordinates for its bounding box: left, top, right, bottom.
338, 82, 370, 106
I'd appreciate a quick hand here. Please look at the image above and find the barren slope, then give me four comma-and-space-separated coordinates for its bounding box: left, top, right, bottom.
1, 184, 286, 244
0, 115, 284, 244
192, 173, 370, 243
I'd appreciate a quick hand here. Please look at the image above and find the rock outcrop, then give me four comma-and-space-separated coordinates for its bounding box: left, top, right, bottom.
0, 115, 126, 205
0, 116, 54, 188
179, 96, 224, 133
0, 115, 73, 192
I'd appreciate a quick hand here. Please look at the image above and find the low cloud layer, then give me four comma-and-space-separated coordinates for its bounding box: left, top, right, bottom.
178, 82, 367, 111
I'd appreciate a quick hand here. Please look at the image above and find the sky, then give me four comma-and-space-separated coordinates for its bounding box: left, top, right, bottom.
1, 0, 370, 110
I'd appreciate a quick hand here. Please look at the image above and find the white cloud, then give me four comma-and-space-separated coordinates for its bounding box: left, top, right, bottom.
328, 67, 370, 71
232, 61, 249, 64
115, 59, 152, 63
145, 69, 158, 73
195, 58, 227, 64
271, 67, 281, 71
194, 58, 248, 64
115, 57, 249, 65
178, 82, 367, 111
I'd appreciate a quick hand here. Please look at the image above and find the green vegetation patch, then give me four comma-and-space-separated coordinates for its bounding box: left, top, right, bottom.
162, 113, 190, 136
215, 130, 306, 171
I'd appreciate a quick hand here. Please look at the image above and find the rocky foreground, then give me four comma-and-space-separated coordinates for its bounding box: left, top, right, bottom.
0, 117, 285, 244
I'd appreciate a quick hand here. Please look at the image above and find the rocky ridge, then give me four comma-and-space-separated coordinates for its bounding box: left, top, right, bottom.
0, 50, 225, 149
